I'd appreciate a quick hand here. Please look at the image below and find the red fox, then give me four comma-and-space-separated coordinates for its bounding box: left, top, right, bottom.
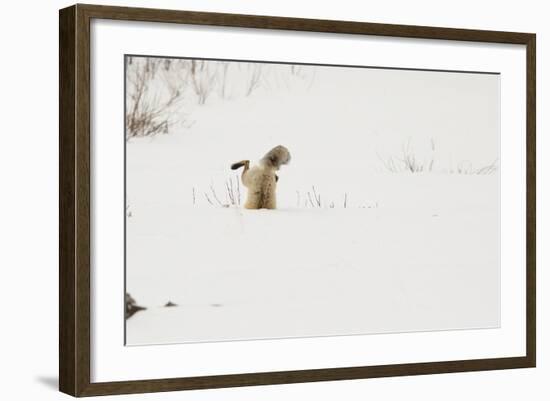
231, 145, 291, 209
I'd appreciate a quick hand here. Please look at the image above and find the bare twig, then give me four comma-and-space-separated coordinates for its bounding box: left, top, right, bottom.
225, 180, 235, 205
245, 64, 263, 96
225, 177, 243, 206
235, 175, 241, 206
307, 191, 315, 208
311, 186, 321, 207
209, 185, 224, 206
204, 193, 214, 206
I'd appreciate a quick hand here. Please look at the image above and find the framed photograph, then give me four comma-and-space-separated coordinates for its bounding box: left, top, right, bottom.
59, 4, 536, 397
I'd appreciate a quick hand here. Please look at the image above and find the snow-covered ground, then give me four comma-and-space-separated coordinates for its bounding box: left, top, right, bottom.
125, 60, 500, 345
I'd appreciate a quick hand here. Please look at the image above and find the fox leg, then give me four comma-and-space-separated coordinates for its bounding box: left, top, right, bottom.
230, 160, 250, 171
231, 160, 250, 188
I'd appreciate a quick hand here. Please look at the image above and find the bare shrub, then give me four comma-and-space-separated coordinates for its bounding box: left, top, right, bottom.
245, 64, 263, 96
306, 188, 321, 208
195, 176, 241, 207
198, 181, 359, 209
379, 138, 498, 175
377, 138, 435, 173
296, 188, 353, 209
204, 192, 214, 206
400, 139, 426, 173
448, 159, 499, 175
474, 160, 499, 175
190, 60, 218, 105
126, 58, 318, 140
125, 57, 186, 139
225, 175, 241, 206
208, 185, 224, 207
218, 62, 231, 99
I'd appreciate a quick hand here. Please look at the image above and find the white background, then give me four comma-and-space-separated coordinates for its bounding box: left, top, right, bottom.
0, 0, 547, 399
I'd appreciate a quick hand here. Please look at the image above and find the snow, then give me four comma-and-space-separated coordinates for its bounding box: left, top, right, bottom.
125, 60, 500, 345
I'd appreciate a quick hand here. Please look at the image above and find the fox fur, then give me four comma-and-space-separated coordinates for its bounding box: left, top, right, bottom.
231, 145, 291, 209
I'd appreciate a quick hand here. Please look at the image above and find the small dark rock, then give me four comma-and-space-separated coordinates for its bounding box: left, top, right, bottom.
164, 301, 178, 307
125, 293, 146, 319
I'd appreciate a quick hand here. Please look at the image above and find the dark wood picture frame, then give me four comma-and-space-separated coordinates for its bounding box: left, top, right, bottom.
59, 3, 536, 397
